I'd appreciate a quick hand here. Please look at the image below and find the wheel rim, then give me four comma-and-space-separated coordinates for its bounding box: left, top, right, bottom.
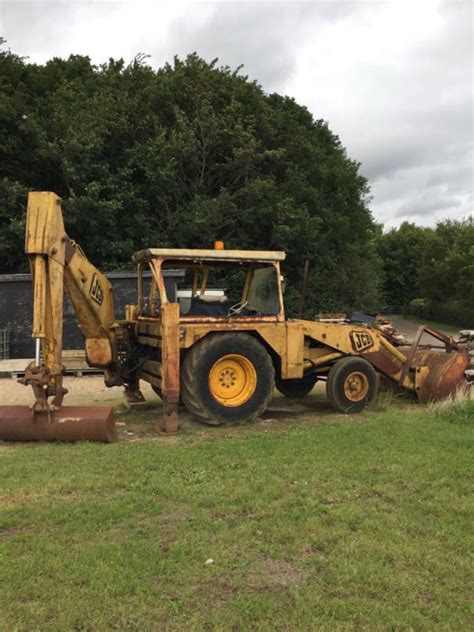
209, 354, 257, 407
343, 371, 369, 402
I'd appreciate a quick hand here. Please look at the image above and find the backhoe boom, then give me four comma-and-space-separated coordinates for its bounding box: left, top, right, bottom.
21, 191, 119, 412
5, 191, 118, 441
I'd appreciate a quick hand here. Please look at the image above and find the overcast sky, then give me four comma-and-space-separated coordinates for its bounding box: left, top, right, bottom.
1, 0, 472, 228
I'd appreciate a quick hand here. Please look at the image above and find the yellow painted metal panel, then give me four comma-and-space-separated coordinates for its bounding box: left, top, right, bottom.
133, 248, 286, 263
161, 303, 180, 403
284, 322, 304, 378
26, 192, 66, 265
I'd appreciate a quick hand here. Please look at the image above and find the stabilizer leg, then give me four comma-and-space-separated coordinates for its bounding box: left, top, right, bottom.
160, 302, 180, 434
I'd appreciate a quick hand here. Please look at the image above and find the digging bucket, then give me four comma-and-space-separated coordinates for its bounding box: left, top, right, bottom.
0, 406, 116, 442
413, 348, 471, 403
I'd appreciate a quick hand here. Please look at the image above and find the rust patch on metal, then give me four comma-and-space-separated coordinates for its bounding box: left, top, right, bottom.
18, 363, 69, 414
84, 337, 113, 367
362, 348, 403, 380
413, 348, 470, 402
179, 315, 281, 324
160, 401, 179, 434
394, 325, 469, 400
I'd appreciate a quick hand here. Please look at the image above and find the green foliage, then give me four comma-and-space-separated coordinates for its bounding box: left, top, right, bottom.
378, 218, 473, 325
378, 222, 431, 305
0, 48, 381, 313
429, 301, 473, 329
408, 298, 432, 319
418, 219, 474, 306
0, 178, 29, 272
408, 299, 473, 329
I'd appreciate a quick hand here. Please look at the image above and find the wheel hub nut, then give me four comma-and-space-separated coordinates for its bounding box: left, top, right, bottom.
220, 370, 236, 388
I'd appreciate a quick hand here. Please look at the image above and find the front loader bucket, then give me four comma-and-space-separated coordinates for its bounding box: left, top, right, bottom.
0, 406, 116, 443
413, 348, 471, 403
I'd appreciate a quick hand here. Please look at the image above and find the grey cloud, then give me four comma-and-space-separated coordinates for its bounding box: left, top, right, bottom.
397, 192, 461, 219
1, 1, 84, 59
371, 159, 473, 227
0, 0, 472, 227
161, 2, 338, 91
335, 2, 473, 225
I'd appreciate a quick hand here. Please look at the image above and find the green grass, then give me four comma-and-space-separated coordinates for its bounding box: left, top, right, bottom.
430, 391, 474, 423
1, 404, 473, 631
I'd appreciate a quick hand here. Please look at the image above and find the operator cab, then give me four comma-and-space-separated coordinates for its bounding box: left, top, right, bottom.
132, 247, 286, 322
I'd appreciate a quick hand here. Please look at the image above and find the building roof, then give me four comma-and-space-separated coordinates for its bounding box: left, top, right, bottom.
132, 248, 286, 264
0, 270, 184, 283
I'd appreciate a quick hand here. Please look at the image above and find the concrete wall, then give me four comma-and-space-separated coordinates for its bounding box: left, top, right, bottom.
0, 270, 182, 359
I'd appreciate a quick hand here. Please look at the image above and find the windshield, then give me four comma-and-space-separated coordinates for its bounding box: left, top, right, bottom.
247, 266, 280, 315
146, 261, 282, 318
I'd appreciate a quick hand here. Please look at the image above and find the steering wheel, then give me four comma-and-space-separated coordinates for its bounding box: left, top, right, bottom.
228, 300, 249, 316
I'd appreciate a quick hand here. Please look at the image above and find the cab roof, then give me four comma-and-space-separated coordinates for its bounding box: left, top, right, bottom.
132, 248, 286, 264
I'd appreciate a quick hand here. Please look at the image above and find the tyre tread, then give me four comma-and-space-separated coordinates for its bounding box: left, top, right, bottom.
181, 333, 274, 425
326, 356, 377, 413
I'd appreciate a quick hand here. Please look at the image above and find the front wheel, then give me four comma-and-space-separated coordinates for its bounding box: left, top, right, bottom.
181, 333, 275, 425
326, 356, 377, 413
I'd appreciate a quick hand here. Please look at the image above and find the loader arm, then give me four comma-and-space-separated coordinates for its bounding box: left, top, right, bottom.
21, 191, 118, 413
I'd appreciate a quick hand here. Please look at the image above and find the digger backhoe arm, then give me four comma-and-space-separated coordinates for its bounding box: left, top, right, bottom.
22, 191, 118, 413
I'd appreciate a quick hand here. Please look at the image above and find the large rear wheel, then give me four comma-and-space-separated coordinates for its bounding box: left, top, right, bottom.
326, 356, 377, 413
181, 333, 274, 425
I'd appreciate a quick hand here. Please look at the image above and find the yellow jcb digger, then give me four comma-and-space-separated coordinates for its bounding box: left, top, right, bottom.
0, 192, 470, 442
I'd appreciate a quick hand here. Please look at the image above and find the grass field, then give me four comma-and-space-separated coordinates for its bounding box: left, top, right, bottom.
1, 394, 473, 631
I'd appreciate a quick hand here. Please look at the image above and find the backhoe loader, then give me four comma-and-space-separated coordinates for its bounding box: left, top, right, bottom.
0, 192, 470, 441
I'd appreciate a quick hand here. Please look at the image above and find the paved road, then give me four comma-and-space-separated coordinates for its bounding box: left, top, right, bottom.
388, 316, 459, 339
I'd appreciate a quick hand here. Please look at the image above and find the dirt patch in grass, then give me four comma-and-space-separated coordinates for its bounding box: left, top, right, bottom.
56, 491, 82, 502
248, 558, 308, 588
0, 491, 39, 508
0, 525, 35, 540
320, 488, 385, 506
158, 508, 189, 523
197, 558, 308, 606
124, 430, 182, 445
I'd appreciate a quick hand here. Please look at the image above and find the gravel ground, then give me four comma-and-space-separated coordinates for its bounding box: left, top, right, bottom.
0, 375, 157, 407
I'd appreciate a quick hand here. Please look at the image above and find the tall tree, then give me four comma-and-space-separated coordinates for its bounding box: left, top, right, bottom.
418, 218, 474, 305
0, 47, 382, 314
377, 222, 431, 306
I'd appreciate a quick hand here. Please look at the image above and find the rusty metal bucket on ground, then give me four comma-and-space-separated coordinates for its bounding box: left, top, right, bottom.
412, 349, 471, 403
398, 326, 471, 403
0, 406, 116, 442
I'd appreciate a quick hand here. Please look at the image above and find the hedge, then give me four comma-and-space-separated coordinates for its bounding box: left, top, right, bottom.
408, 299, 473, 329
